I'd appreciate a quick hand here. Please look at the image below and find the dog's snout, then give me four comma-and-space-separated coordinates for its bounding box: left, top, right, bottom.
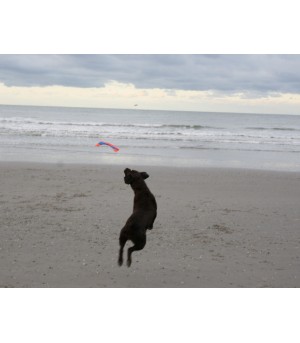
124, 168, 131, 175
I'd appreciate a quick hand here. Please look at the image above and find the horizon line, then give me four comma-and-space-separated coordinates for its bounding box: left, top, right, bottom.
0, 102, 299, 117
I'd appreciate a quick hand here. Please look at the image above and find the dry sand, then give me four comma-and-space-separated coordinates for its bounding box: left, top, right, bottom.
0, 162, 299, 287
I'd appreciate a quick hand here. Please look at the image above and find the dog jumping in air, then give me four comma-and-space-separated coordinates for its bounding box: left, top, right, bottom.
118, 168, 157, 267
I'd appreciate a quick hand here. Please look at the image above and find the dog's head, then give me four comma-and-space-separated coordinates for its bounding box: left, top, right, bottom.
124, 168, 149, 185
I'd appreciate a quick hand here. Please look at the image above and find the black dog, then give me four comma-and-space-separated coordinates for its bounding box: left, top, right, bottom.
118, 168, 157, 267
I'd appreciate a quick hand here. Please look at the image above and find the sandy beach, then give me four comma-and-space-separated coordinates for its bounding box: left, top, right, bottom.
0, 162, 299, 287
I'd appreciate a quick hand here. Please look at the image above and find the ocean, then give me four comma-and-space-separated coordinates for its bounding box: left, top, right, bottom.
0, 104, 300, 171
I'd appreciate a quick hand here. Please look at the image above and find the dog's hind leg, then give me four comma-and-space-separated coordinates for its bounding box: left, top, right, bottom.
127, 235, 146, 267
118, 232, 127, 266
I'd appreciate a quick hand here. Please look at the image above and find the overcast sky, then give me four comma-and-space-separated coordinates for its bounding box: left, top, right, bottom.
0, 54, 300, 114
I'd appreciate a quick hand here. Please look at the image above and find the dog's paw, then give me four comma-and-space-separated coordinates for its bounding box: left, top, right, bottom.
118, 258, 123, 266
126, 259, 132, 267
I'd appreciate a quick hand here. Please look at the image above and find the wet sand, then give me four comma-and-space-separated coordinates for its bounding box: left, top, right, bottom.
0, 162, 299, 287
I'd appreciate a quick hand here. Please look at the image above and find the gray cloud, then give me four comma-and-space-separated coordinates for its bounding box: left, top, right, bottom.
0, 54, 300, 94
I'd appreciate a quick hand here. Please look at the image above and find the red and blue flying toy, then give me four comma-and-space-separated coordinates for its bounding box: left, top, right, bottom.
95, 141, 119, 152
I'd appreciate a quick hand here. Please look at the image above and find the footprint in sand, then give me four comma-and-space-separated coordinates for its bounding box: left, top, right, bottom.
208, 224, 233, 234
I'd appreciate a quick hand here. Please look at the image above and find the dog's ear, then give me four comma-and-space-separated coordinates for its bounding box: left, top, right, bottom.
140, 172, 149, 180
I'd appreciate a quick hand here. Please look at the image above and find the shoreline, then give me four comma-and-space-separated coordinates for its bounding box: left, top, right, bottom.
1, 161, 299, 287
1, 159, 300, 174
